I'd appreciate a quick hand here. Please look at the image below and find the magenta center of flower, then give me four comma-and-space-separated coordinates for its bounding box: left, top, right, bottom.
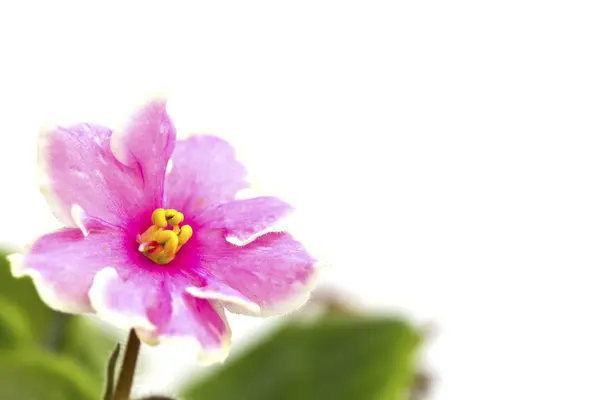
136, 208, 193, 265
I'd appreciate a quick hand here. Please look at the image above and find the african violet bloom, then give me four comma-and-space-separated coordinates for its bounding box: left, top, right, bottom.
9, 99, 317, 361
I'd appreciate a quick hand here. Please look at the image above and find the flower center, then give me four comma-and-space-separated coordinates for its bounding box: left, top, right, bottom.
137, 208, 193, 265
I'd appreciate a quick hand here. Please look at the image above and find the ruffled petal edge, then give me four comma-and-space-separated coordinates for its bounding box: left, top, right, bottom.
8, 253, 93, 313
89, 267, 231, 363
88, 267, 156, 331
135, 302, 232, 365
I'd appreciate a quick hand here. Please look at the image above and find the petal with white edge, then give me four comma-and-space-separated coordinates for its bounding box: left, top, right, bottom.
186, 277, 261, 315
88, 267, 155, 332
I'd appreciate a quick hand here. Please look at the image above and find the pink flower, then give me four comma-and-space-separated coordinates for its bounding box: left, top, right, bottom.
9, 98, 317, 361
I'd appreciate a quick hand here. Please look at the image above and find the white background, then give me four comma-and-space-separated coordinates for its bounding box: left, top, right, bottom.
1, 1, 600, 399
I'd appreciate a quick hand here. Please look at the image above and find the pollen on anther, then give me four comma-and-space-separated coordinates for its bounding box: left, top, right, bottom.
151, 208, 168, 228
139, 208, 193, 265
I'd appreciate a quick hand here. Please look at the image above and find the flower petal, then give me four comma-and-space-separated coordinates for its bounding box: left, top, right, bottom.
134, 297, 231, 363
186, 276, 261, 315
89, 267, 231, 362
110, 98, 176, 209
199, 197, 293, 245
11, 228, 125, 313
199, 232, 318, 316
71, 204, 119, 236
154, 294, 231, 362
88, 267, 156, 331
39, 123, 150, 227
164, 135, 247, 211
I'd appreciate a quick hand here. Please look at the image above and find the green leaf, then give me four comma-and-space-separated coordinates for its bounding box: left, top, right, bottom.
0, 250, 55, 343
0, 249, 116, 389
0, 296, 35, 349
182, 316, 421, 400
0, 350, 98, 400
62, 316, 117, 381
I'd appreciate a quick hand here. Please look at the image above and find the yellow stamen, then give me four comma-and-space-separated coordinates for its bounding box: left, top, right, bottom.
138, 225, 159, 244
156, 230, 178, 256
151, 208, 168, 228
178, 225, 193, 248
168, 211, 184, 227
138, 208, 193, 265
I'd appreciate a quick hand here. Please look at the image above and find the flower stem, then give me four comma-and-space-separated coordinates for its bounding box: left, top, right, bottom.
103, 344, 121, 400
113, 329, 141, 400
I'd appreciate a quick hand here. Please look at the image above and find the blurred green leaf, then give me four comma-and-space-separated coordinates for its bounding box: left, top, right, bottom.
0, 250, 55, 342
62, 316, 116, 381
0, 350, 98, 400
0, 296, 35, 349
0, 248, 116, 394
183, 316, 421, 400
